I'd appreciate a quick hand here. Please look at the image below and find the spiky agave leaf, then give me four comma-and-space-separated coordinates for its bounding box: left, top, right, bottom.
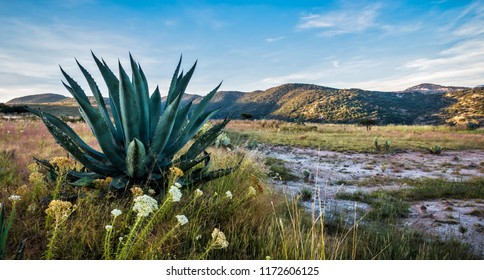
31, 52, 240, 195
126, 138, 147, 178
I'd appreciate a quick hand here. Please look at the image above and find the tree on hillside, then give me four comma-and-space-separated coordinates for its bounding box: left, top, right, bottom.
359, 118, 378, 131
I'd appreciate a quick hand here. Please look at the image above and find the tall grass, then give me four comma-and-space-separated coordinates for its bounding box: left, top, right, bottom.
0, 118, 480, 259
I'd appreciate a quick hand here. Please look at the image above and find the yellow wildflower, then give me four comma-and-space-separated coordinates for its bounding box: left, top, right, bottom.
29, 171, 45, 185
49, 156, 75, 173
45, 200, 77, 223
169, 166, 184, 177
27, 163, 39, 173
94, 177, 113, 188
130, 186, 144, 197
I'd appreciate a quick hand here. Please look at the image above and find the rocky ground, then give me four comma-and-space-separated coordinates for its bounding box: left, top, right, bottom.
257, 144, 484, 257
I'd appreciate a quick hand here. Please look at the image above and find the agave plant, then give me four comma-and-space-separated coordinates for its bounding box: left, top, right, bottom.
29, 52, 239, 192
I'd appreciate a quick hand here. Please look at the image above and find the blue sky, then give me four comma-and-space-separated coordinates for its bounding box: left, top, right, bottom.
0, 0, 483, 102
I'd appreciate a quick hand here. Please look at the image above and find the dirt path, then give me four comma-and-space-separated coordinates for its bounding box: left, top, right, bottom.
259, 144, 484, 257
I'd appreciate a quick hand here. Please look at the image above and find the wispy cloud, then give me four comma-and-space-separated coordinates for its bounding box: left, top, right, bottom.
0, 19, 172, 101
297, 3, 381, 36
265, 36, 286, 43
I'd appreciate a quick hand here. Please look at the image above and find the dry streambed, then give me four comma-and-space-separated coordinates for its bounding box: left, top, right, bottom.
259, 145, 484, 257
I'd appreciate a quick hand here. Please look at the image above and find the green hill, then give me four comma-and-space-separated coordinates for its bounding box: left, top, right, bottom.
6, 84, 483, 126
209, 84, 482, 125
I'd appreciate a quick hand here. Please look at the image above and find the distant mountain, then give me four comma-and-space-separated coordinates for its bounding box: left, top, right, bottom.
402, 83, 469, 94
7, 93, 68, 104
6, 83, 483, 125
160, 93, 201, 108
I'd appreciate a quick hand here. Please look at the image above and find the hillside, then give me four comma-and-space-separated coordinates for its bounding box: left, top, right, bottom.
402, 83, 469, 94
208, 84, 480, 125
6, 84, 483, 125
440, 87, 484, 125
7, 93, 68, 104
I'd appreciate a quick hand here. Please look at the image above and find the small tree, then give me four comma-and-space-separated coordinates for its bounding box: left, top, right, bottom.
360, 118, 378, 131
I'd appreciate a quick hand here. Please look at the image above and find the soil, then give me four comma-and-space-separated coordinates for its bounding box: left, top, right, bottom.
258, 144, 484, 257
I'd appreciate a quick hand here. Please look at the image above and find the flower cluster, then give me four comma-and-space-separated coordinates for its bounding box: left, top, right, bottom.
130, 186, 144, 197
225, 191, 233, 200
27, 163, 39, 173
8, 195, 21, 202
49, 156, 75, 173
111, 209, 122, 217
176, 215, 188, 226
94, 177, 112, 188
169, 185, 182, 202
194, 189, 203, 198
45, 200, 77, 222
211, 228, 229, 249
132, 195, 158, 217
169, 166, 184, 177
29, 171, 45, 185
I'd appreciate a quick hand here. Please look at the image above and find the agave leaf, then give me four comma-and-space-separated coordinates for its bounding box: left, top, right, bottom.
165, 55, 182, 110
165, 101, 192, 145
60, 77, 126, 171
76, 60, 123, 147
190, 82, 222, 121
118, 61, 141, 148
178, 83, 221, 141
27, 108, 107, 163
179, 157, 243, 188
179, 118, 229, 163
176, 61, 197, 99
69, 177, 96, 187
176, 152, 210, 172
31, 111, 118, 176
149, 86, 161, 138
126, 138, 147, 178
91, 52, 124, 141
110, 176, 129, 191
130, 54, 150, 145
147, 89, 184, 166
67, 170, 105, 181
163, 109, 222, 161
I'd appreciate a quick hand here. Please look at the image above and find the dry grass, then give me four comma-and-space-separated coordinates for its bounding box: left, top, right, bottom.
226, 120, 484, 152
0, 118, 480, 260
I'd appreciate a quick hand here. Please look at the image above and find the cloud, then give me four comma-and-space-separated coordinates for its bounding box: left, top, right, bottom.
297, 3, 381, 36
0, 18, 179, 102
265, 36, 286, 43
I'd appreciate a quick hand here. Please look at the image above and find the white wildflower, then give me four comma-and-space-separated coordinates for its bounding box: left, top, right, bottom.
8, 195, 21, 202
225, 191, 233, 200
174, 182, 182, 188
211, 228, 229, 249
132, 195, 158, 217
148, 189, 156, 195
195, 189, 203, 198
105, 225, 113, 231
195, 234, 202, 240
169, 185, 182, 202
248, 186, 257, 196
111, 209, 122, 217
176, 215, 188, 226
